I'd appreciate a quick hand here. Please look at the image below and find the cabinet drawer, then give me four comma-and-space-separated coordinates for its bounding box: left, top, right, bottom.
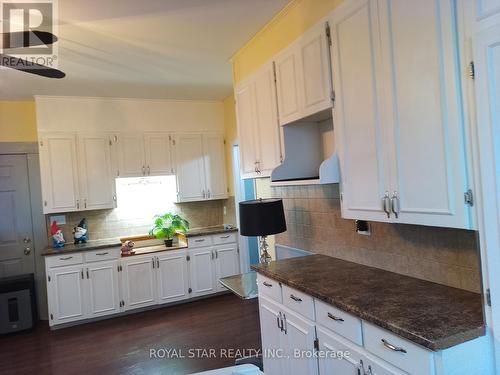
282, 284, 315, 321
315, 299, 363, 346
46, 253, 84, 268
363, 322, 433, 375
257, 274, 282, 303
188, 235, 213, 248
84, 248, 121, 263
212, 232, 237, 245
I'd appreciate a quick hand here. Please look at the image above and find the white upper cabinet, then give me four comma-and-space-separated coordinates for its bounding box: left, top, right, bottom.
144, 133, 174, 176
331, 0, 473, 229
235, 62, 282, 179
174, 133, 228, 202
330, 0, 391, 222
115, 133, 146, 177
78, 133, 116, 210
274, 21, 333, 125
39, 133, 80, 213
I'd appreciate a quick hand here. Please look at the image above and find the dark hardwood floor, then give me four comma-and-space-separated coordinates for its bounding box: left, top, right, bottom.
0, 294, 261, 375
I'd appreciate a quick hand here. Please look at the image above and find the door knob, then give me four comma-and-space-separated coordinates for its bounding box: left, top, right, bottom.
24, 247, 32, 255
23, 237, 31, 243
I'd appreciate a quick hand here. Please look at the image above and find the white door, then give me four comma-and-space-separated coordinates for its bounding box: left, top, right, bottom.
282, 309, 318, 375
78, 133, 115, 210
203, 134, 228, 199
378, 0, 471, 229
47, 265, 86, 325
235, 83, 259, 176
298, 22, 333, 117
330, 0, 391, 222
254, 64, 282, 174
86, 260, 120, 318
214, 245, 240, 292
39, 133, 80, 213
0, 155, 35, 277
274, 46, 302, 125
175, 134, 207, 202
259, 297, 286, 375
144, 133, 174, 176
156, 251, 190, 304
188, 247, 216, 297
121, 256, 157, 310
116, 133, 146, 177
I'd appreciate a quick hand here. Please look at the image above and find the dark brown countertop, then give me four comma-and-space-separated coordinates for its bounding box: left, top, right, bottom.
42, 238, 122, 256
186, 226, 238, 237
251, 254, 485, 351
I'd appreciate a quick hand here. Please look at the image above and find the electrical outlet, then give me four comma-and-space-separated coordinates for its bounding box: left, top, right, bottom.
49, 215, 66, 225
355, 220, 370, 236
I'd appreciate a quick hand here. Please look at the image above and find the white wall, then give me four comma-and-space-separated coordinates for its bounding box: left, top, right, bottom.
35, 96, 224, 133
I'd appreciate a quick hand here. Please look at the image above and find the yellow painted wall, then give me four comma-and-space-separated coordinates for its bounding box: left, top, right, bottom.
231, 0, 342, 84
223, 95, 238, 196
0, 101, 37, 142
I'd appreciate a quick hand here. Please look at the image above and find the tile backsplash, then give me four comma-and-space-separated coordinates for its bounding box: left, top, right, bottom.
46, 199, 227, 244
271, 184, 482, 293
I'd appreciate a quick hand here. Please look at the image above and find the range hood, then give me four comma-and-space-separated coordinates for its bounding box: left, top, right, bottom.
271, 110, 340, 185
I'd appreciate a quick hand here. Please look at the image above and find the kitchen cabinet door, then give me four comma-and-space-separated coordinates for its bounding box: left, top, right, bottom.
274, 46, 302, 125
116, 133, 146, 177
121, 255, 157, 311
86, 260, 120, 318
235, 83, 260, 177
254, 64, 282, 174
329, 0, 392, 222
282, 309, 318, 375
39, 133, 80, 214
298, 21, 333, 118
174, 134, 207, 202
188, 247, 216, 297
144, 133, 174, 176
203, 134, 228, 199
78, 133, 116, 210
47, 265, 86, 326
259, 297, 287, 375
156, 251, 190, 304
378, 0, 472, 229
214, 245, 239, 292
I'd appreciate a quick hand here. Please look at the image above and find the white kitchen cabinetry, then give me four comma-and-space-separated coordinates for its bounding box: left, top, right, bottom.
174, 133, 228, 202
39, 133, 81, 213
144, 133, 175, 176
86, 260, 121, 318
274, 21, 332, 125
259, 296, 288, 375
214, 245, 239, 292
39, 132, 116, 214
78, 133, 116, 210
331, 0, 473, 229
156, 250, 190, 304
235, 63, 282, 179
115, 133, 146, 177
121, 255, 157, 311
188, 246, 217, 297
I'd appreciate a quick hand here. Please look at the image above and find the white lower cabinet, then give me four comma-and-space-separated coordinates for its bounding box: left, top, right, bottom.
259, 296, 288, 375
214, 245, 240, 292
189, 247, 218, 297
121, 255, 158, 310
157, 251, 190, 304
86, 260, 121, 318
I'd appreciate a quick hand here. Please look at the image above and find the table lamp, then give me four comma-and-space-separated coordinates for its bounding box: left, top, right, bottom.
239, 198, 287, 264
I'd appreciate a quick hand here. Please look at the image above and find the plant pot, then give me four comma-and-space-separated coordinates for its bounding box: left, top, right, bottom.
164, 239, 174, 247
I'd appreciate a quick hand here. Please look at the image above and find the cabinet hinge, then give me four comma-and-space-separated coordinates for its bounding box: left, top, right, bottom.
464, 189, 474, 206
188, 288, 192, 294
486, 289, 492, 306
169, 135, 172, 141
50, 313, 53, 320
47, 275, 51, 282
272, 62, 277, 83
325, 22, 332, 46
109, 139, 112, 146
186, 255, 190, 261
340, 192, 344, 202
172, 139, 176, 146
224, 139, 226, 145
40, 140, 43, 147
314, 338, 319, 351
44, 200, 47, 207
331, 90, 336, 107
468, 61, 475, 80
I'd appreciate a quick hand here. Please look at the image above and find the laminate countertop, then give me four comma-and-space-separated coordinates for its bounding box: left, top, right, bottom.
251, 254, 485, 351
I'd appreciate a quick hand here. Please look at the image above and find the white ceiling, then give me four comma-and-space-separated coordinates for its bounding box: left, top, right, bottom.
1, 0, 289, 100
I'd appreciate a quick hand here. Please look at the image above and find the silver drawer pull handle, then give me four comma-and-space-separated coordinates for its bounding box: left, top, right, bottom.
95, 252, 109, 256
327, 312, 344, 322
60, 256, 73, 260
220, 235, 231, 239
381, 339, 407, 353
262, 282, 272, 287
290, 294, 302, 302
195, 239, 205, 242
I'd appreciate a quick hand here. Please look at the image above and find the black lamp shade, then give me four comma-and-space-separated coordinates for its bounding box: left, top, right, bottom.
239, 198, 287, 237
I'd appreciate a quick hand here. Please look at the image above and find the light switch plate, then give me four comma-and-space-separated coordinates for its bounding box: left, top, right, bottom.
49, 214, 66, 225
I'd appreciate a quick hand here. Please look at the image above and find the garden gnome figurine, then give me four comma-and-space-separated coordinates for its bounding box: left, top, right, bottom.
73, 218, 88, 244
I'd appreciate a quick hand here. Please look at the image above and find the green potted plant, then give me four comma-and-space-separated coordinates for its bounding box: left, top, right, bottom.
149, 213, 189, 247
